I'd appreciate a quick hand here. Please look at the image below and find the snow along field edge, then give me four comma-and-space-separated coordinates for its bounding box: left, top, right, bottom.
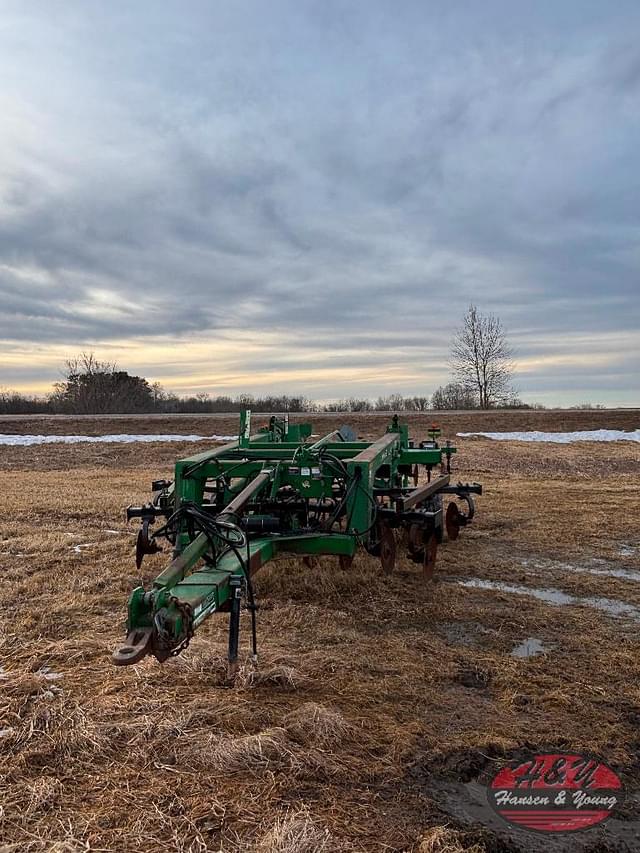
0, 434, 236, 446
457, 429, 640, 443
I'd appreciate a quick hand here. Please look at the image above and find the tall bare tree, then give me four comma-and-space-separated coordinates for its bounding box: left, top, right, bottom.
50, 352, 156, 414
450, 305, 515, 409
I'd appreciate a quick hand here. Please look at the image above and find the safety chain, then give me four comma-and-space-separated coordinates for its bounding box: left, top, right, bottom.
167, 597, 194, 658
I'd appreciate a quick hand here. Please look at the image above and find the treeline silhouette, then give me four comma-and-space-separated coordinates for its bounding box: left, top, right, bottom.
0, 354, 540, 415
1, 387, 488, 414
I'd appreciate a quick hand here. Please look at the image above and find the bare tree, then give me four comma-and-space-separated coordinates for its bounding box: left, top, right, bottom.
450, 305, 515, 409
50, 352, 156, 414
431, 382, 478, 410
410, 395, 430, 411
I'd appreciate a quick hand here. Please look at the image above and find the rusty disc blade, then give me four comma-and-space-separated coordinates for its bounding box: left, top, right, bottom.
407, 523, 424, 562
135, 524, 149, 570
423, 532, 438, 580
136, 519, 161, 570
445, 501, 461, 541
339, 554, 354, 570
379, 522, 396, 574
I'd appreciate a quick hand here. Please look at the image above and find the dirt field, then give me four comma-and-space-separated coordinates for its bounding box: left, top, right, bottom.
0, 407, 638, 437
0, 411, 639, 852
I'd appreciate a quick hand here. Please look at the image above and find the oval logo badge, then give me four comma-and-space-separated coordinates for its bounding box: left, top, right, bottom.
488, 753, 623, 833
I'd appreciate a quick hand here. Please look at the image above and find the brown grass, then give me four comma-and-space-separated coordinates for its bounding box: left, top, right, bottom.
236, 661, 310, 691
255, 808, 339, 853
207, 727, 300, 775
283, 702, 352, 747
417, 827, 485, 853
0, 411, 639, 850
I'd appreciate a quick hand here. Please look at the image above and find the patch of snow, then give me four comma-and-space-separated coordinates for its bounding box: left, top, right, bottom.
0, 433, 236, 446
37, 667, 63, 681
457, 429, 640, 443
72, 542, 97, 553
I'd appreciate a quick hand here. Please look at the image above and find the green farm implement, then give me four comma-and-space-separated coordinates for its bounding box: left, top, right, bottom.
112, 412, 481, 674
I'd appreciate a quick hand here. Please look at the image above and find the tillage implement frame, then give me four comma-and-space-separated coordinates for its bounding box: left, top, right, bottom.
113, 411, 481, 675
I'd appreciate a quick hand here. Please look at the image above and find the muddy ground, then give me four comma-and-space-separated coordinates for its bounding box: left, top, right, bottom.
0, 412, 639, 852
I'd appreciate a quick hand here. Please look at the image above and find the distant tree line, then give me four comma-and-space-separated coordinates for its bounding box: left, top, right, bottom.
0, 353, 527, 415
323, 395, 430, 412
0, 383, 536, 415
0, 339, 604, 416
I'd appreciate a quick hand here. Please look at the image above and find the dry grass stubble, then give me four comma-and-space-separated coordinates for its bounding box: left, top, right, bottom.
1, 413, 639, 850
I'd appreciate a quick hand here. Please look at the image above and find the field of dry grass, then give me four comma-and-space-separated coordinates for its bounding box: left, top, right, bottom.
0, 411, 639, 852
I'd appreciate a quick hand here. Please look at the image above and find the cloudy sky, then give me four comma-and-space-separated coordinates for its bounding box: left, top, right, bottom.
0, 2, 638, 405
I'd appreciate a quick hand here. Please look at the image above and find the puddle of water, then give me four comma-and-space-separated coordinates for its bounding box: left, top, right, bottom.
454, 578, 640, 623
458, 578, 573, 605
511, 637, 549, 658
521, 556, 640, 583
587, 565, 640, 582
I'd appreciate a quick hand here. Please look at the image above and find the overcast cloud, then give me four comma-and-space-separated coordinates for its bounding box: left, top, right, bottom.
0, 1, 638, 404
